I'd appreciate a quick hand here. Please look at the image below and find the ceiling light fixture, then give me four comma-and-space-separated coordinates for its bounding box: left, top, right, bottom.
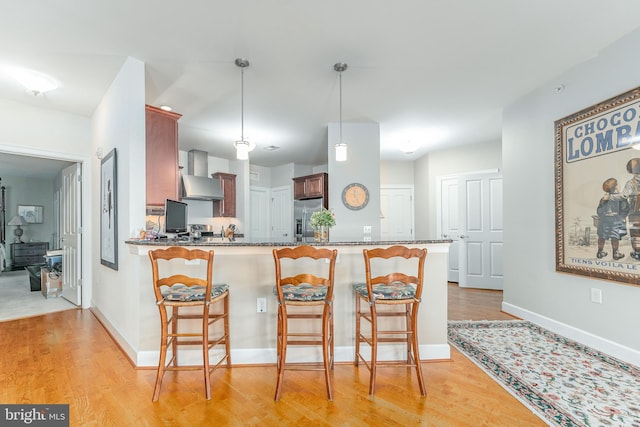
234, 58, 255, 160
334, 62, 348, 162
400, 141, 420, 154
11, 68, 59, 96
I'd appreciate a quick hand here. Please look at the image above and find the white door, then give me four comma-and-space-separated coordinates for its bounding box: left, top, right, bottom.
380, 187, 414, 240
438, 171, 503, 289
460, 172, 503, 289
61, 163, 82, 305
271, 186, 292, 242
438, 177, 460, 282
250, 186, 270, 242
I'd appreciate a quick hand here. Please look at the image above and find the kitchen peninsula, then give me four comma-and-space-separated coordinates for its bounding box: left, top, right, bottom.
123, 238, 451, 367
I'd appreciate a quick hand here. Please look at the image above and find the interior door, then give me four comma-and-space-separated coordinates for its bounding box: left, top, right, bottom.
61, 163, 82, 305
459, 172, 503, 289
438, 171, 503, 289
250, 186, 270, 242
380, 187, 414, 240
271, 186, 291, 242
438, 177, 460, 282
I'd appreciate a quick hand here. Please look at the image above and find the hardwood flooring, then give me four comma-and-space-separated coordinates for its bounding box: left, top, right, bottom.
0, 284, 544, 426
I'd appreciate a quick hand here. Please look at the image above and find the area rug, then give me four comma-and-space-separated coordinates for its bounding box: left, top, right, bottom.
448, 320, 640, 427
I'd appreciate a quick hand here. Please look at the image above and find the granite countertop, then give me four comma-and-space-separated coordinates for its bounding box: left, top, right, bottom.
125, 237, 452, 247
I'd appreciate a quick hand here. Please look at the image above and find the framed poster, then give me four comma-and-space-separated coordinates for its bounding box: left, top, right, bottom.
555, 86, 640, 286
100, 148, 118, 270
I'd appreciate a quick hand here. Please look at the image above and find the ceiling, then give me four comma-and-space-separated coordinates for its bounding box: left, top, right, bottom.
2, 1, 640, 171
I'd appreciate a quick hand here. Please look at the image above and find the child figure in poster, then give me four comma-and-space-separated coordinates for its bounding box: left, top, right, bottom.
596, 178, 628, 260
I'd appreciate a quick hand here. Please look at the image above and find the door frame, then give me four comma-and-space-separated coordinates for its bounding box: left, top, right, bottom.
0, 144, 90, 308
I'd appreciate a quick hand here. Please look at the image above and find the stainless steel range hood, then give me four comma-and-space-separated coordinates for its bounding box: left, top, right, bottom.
181, 150, 224, 200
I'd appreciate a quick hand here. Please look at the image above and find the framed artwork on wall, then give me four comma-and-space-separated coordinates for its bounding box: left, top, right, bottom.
100, 148, 118, 270
555, 86, 640, 286
17, 205, 44, 223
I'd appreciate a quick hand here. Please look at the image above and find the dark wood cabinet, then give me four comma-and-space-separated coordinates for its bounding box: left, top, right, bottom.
11, 242, 49, 268
212, 172, 236, 217
293, 173, 328, 200
145, 105, 182, 208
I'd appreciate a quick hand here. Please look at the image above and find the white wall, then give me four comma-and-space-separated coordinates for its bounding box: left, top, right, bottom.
413, 139, 502, 239
90, 57, 147, 358
503, 28, 640, 362
328, 122, 381, 241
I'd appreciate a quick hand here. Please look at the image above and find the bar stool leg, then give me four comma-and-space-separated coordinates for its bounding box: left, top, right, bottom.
322, 302, 333, 400
369, 302, 378, 396
411, 302, 427, 396
274, 304, 288, 401
153, 305, 169, 402
354, 295, 361, 366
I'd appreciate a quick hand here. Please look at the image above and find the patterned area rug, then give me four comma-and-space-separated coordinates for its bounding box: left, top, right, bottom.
448, 320, 640, 427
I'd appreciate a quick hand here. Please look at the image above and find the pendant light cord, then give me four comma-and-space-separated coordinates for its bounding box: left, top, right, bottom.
339, 70, 343, 144
241, 66, 244, 142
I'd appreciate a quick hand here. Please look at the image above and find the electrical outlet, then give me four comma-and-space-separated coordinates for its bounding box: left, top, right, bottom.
590, 288, 602, 304
257, 297, 267, 313
363, 225, 372, 234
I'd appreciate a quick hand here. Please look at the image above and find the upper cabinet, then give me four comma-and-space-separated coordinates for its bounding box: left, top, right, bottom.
293, 172, 328, 200
145, 105, 182, 208
212, 172, 236, 217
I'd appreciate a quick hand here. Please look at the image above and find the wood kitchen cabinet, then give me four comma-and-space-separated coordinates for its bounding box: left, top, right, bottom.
212, 172, 236, 217
293, 172, 328, 200
145, 105, 182, 208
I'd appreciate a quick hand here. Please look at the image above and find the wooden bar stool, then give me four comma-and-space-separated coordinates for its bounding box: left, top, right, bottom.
272, 245, 337, 401
148, 247, 230, 401
354, 245, 427, 396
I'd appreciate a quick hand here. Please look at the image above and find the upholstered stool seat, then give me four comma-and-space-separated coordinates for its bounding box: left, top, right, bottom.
353, 282, 416, 300
162, 283, 229, 302
274, 283, 329, 301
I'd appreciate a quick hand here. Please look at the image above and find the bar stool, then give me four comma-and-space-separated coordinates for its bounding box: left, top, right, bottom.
272, 245, 337, 401
354, 245, 427, 396
148, 247, 230, 401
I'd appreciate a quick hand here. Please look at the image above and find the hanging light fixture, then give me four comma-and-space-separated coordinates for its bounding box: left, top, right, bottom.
334, 62, 348, 162
234, 58, 255, 160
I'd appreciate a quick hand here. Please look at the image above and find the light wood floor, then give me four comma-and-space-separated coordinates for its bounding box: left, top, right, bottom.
0, 284, 544, 426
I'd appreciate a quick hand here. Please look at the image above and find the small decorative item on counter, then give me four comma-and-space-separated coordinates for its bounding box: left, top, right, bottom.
310, 208, 335, 242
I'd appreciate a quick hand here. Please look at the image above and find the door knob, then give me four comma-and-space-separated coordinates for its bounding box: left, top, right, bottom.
442, 233, 448, 238
459, 234, 468, 239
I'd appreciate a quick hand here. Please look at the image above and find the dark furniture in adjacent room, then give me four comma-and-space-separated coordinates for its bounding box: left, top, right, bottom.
11, 242, 49, 269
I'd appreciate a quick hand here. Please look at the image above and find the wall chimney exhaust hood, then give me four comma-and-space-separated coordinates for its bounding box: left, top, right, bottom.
181, 150, 224, 200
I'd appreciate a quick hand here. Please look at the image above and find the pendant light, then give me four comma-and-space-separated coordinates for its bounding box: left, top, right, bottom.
234, 58, 255, 160
334, 62, 348, 162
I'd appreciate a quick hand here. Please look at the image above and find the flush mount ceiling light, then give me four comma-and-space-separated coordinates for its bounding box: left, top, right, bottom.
159, 105, 173, 112
234, 58, 255, 160
11, 68, 59, 96
400, 141, 420, 154
334, 62, 348, 162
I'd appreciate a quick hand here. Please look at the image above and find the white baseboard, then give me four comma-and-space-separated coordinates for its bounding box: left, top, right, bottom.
136, 344, 451, 368
502, 302, 640, 367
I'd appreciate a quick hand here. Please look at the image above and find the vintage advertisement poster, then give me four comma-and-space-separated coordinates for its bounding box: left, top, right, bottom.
555, 86, 640, 286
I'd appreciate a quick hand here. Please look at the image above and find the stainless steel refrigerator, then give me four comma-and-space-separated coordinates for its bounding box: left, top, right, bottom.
294, 198, 324, 243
